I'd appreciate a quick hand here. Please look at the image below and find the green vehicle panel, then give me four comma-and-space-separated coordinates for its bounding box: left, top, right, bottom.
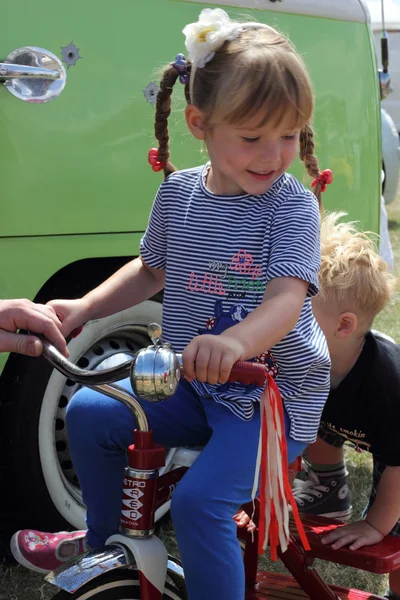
1, 3, 380, 234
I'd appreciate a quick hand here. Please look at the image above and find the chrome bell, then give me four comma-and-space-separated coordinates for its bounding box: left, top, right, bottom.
130, 323, 181, 402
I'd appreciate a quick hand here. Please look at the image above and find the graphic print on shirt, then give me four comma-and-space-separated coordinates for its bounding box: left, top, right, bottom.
322, 420, 371, 452
186, 249, 264, 304
198, 299, 279, 380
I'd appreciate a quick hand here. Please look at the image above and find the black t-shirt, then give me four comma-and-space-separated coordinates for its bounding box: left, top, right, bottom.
320, 332, 400, 466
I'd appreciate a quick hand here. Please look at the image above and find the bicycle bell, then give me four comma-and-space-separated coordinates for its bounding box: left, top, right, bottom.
130, 323, 182, 402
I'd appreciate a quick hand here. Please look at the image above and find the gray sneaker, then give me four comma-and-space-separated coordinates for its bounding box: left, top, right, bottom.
292, 467, 352, 521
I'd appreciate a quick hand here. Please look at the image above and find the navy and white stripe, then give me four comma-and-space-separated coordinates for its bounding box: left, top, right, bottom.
140, 165, 330, 443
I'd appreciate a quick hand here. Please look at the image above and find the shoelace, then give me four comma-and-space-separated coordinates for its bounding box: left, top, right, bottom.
292, 470, 330, 504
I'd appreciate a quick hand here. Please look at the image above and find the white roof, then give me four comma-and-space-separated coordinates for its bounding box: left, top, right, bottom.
184, 1, 370, 23
372, 22, 400, 30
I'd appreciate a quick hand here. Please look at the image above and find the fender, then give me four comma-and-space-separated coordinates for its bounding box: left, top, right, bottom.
45, 544, 130, 593
107, 534, 168, 595
45, 536, 185, 595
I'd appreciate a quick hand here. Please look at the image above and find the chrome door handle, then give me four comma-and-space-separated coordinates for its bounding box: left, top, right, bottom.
0, 63, 60, 80
1, 46, 66, 103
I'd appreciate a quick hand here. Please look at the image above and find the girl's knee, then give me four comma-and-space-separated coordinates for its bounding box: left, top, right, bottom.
66, 387, 129, 436
66, 387, 101, 427
171, 479, 233, 526
171, 480, 204, 525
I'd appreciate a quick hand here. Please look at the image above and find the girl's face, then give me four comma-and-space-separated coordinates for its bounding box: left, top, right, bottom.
203, 111, 300, 196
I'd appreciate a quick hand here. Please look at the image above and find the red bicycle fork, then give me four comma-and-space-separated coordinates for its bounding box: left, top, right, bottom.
119, 430, 167, 600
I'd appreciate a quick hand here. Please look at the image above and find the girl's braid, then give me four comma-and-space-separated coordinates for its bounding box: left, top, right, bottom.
155, 66, 180, 178
299, 124, 323, 211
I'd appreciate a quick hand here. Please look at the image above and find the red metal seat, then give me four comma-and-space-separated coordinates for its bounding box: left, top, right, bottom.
239, 505, 400, 599
291, 514, 400, 574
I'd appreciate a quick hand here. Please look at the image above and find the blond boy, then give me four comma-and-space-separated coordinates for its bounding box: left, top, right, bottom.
294, 212, 399, 599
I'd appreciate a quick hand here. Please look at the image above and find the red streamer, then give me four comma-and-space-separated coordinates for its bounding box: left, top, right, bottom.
258, 373, 310, 559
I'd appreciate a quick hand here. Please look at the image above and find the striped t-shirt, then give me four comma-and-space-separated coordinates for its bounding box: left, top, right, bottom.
140, 165, 330, 443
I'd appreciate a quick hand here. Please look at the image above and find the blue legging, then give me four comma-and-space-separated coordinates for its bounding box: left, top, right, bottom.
66, 378, 306, 600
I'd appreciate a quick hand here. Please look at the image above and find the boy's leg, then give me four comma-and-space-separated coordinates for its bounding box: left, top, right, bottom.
293, 427, 351, 519
64, 378, 213, 549
171, 399, 305, 600
305, 435, 345, 466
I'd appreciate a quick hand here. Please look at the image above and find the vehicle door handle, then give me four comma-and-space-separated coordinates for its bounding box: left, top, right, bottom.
0, 46, 66, 103
0, 63, 60, 80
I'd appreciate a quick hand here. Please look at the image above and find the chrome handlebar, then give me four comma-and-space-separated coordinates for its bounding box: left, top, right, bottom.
41, 337, 132, 385
40, 337, 149, 432
39, 325, 267, 434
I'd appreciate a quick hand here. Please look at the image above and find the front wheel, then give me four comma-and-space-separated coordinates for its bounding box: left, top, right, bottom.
52, 570, 186, 599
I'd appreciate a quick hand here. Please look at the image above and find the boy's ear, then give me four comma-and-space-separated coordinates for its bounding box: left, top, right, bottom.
185, 105, 206, 140
336, 312, 358, 339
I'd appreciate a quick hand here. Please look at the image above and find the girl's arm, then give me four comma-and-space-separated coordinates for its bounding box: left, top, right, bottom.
182, 191, 319, 384
83, 257, 165, 320
48, 258, 165, 338
183, 276, 307, 384
222, 276, 308, 359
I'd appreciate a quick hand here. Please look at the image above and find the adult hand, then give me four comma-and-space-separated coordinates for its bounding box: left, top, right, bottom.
0, 299, 68, 357
321, 520, 384, 551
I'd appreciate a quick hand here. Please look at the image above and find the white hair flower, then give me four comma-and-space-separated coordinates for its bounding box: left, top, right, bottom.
182, 8, 240, 68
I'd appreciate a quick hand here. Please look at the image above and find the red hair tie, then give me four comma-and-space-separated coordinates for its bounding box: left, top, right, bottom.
148, 148, 166, 172
311, 169, 333, 193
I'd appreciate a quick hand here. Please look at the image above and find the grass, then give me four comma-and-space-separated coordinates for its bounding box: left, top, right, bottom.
2, 184, 400, 599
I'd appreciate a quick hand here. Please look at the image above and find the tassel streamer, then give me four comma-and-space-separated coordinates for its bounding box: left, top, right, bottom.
256, 373, 310, 559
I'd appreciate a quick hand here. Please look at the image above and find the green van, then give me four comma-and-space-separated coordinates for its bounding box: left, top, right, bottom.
0, 0, 382, 531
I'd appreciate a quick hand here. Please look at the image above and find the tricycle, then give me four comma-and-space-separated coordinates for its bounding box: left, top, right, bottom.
34, 325, 400, 599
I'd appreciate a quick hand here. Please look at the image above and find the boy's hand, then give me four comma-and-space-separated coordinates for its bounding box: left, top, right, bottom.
321, 520, 384, 551
47, 298, 91, 339
182, 334, 245, 384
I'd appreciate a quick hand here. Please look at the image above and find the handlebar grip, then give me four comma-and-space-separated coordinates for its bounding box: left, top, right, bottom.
70, 326, 83, 338
228, 361, 266, 386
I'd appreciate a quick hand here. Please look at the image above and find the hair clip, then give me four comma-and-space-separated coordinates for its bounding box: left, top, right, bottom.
172, 53, 190, 84
148, 148, 166, 172
312, 169, 333, 193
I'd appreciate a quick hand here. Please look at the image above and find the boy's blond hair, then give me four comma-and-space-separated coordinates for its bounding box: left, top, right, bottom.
319, 212, 395, 320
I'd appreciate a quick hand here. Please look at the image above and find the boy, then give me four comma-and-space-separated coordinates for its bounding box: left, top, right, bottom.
293, 212, 400, 599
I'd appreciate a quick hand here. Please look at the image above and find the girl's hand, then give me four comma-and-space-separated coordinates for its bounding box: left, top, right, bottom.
182, 334, 245, 384
47, 298, 92, 339
233, 510, 257, 533
320, 520, 384, 551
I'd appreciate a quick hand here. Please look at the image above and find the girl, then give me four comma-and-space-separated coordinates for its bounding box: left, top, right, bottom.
12, 9, 331, 599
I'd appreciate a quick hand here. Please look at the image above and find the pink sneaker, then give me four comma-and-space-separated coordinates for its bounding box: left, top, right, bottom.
11, 529, 88, 574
